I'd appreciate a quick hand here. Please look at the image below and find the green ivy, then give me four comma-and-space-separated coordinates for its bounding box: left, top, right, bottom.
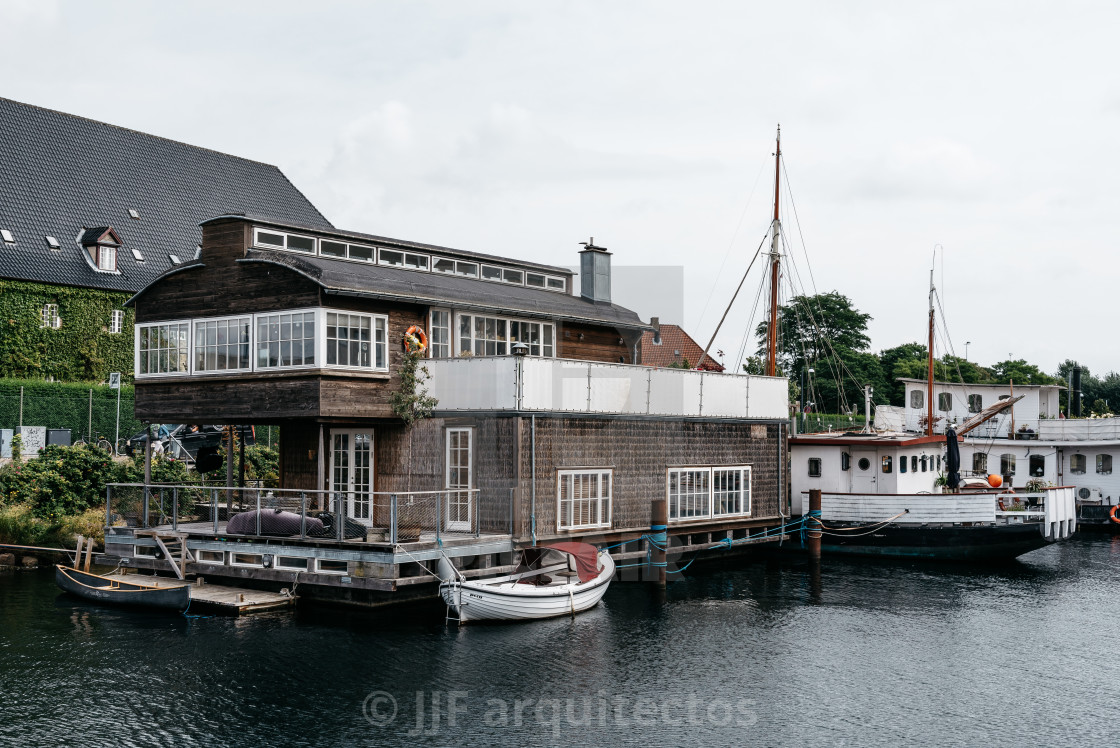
0, 279, 134, 382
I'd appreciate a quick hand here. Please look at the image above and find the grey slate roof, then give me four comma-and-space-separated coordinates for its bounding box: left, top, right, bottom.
0, 97, 332, 293
237, 248, 647, 330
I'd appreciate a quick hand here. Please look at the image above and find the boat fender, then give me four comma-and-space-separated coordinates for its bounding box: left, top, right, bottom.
437, 555, 457, 583
403, 326, 428, 354
1110, 505, 1120, 526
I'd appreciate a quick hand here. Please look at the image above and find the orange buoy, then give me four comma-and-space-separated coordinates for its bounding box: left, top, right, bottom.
987, 474, 1003, 488
403, 325, 428, 354
1110, 505, 1120, 526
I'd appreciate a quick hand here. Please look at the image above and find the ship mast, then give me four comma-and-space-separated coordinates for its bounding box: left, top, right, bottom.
766, 125, 782, 377
927, 266, 935, 437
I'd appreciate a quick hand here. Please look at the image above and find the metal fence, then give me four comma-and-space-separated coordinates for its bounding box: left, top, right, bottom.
106, 483, 504, 544
0, 387, 141, 445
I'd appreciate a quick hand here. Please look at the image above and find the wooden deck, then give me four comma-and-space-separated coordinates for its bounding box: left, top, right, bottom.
104, 571, 297, 615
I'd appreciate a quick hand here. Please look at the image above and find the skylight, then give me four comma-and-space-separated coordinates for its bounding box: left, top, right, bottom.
45, 236, 60, 249
131, 248, 144, 262
1, 229, 14, 243
128, 209, 140, 219
169, 254, 181, 265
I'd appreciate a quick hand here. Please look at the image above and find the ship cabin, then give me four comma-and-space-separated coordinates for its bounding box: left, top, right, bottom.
108, 215, 790, 606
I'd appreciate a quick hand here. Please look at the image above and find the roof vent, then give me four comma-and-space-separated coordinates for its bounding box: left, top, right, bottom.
1, 229, 14, 244
169, 254, 181, 265
45, 236, 60, 249
128, 209, 140, 220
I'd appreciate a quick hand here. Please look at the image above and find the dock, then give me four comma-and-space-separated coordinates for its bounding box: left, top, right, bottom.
103, 571, 297, 616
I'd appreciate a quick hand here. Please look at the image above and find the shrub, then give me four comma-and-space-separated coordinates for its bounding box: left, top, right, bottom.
0, 503, 52, 546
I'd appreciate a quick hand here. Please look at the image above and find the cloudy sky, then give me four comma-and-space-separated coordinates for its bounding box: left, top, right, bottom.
3, 1, 1117, 375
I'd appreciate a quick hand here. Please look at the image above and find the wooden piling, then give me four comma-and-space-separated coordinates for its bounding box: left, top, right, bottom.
651, 497, 668, 586
808, 488, 822, 560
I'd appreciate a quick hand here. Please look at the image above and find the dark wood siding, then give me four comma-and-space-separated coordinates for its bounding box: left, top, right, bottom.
557, 321, 640, 364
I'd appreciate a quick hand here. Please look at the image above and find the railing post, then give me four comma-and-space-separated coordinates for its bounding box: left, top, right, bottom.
256, 490, 262, 536
143, 484, 150, 529
211, 489, 218, 533
390, 494, 398, 545
436, 491, 442, 545
159, 489, 165, 527
172, 488, 178, 532
337, 493, 344, 542
300, 492, 307, 539
698, 371, 704, 416
509, 487, 515, 537
476, 489, 481, 538
105, 486, 112, 530
587, 362, 592, 412
646, 368, 652, 414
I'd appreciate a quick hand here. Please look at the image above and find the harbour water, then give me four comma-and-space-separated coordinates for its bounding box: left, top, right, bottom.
2, 536, 1119, 747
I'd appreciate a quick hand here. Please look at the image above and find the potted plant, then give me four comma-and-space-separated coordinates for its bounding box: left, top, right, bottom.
933, 473, 948, 494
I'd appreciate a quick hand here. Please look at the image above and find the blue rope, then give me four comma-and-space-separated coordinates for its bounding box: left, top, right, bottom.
801, 510, 821, 548
181, 597, 212, 620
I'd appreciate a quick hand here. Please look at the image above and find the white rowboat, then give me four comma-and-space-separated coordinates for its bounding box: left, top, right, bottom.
439, 543, 615, 623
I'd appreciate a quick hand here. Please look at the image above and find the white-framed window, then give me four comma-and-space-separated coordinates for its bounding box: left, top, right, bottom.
429, 308, 451, 359
326, 312, 387, 370
194, 316, 252, 372
137, 321, 190, 375
546, 276, 566, 292
433, 257, 479, 278
230, 553, 266, 568
446, 428, 473, 532
96, 244, 117, 271
253, 228, 316, 254
316, 559, 348, 574
109, 309, 125, 334
456, 312, 555, 358
808, 458, 822, 478
256, 311, 317, 369
196, 550, 225, 565
40, 303, 61, 329
910, 390, 924, 409
557, 469, 612, 530
274, 556, 310, 571
667, 466, 752, 521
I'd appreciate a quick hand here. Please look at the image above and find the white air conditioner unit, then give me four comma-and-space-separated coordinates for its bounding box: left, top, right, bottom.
1077, 487, 1103, 503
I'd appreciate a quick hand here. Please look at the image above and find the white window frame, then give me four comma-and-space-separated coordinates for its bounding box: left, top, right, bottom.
274, 556, 310, 571
429, 308, 452, 359
315, 559, 348, 575
1097, 454, 1113, 475
455, 311, 555, 358
445, 427, 473, 532
252, 227, 316, 254
196, 550, 226, 565
95, 243, 117, 272
135, 320, 191, 377
331, 429, 375, 526
193, 314, 253, 374
325, 312, 388, 371
229, 552, 266, 568
667, 465, 752, 522
40, 303, 61, 330
109, 309, 125, 334
255, 309, 320, 371
557, 468, 612, 531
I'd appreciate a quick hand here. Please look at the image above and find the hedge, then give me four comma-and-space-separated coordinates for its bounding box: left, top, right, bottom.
0, 378, 143, 443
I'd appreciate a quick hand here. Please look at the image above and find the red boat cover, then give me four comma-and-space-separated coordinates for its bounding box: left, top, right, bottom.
519, 542, 601, 583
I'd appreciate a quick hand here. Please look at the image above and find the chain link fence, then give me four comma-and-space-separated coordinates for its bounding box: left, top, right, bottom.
0, 387, 142, 444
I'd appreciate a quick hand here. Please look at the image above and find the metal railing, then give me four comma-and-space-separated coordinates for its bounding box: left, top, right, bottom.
423, 356, 789, 419
105, 483, 497, 544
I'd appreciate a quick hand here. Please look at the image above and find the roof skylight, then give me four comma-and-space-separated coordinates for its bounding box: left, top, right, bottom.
169, 254, 181, 265
45, 236, 60, 249
131, 248, 144, 262
1, 229, 14, 243
128, 209, 140, 219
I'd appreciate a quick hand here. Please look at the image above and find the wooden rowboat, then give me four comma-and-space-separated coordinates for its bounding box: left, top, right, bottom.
54, 565, 191, 611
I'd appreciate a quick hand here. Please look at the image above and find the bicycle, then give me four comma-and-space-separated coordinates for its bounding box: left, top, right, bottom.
74, 434, 114, 454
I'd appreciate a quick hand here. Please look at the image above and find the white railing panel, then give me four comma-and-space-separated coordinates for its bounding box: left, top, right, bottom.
587, 363, 647, 414
746, 375, 790, 419
425, 357, 517, 411
701, 373, 748, 418
821, 493, 997, 524
1036, 418, 1120, 441
646, 368, 698, 415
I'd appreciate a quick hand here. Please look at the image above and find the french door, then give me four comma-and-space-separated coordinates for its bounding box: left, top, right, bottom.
445, 428, 472, 532
332, 429, 374, 526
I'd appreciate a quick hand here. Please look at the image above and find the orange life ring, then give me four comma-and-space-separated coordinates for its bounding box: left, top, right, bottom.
403, 325, 428, 353
1110, 505, 1120, 526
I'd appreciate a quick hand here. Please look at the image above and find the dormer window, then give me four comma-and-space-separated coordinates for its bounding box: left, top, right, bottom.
79, 227, 122, 273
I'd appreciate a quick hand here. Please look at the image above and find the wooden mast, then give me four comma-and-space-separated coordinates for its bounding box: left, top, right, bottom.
766, 125, 781, 377
927, 267, 935, 437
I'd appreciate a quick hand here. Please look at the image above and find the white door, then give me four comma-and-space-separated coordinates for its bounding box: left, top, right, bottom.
332, 430, 374, 527
850, 450, 878, 494
445, 428, 472, 532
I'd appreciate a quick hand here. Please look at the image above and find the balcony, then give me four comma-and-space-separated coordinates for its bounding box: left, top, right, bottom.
424, 356, 789, 419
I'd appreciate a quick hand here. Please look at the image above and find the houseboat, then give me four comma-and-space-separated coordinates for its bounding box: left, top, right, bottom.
104, 214, 792, 607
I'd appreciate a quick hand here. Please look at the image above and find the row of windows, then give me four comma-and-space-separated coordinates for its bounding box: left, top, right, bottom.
253, 227, 569, 295
428, 310, 556, 359
135, 308, 389, 377
910, 391, 996, 413
811, 451, 1112, 479
38, 305, 125, 333
556, 465, 753, 531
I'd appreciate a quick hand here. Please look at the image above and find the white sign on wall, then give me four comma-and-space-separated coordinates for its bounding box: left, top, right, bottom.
16, 426, 46, 457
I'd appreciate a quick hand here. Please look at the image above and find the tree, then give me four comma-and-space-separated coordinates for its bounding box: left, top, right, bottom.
755, 291, 872, 375
990, 359, 1057, 386
878, 343, 927, 406
389, 348, 439, 491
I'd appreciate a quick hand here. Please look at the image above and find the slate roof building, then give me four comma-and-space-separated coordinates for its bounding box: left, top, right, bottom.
0, 96, 331, 380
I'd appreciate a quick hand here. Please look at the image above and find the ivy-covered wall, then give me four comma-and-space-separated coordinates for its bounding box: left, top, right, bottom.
0, 279, 134, 382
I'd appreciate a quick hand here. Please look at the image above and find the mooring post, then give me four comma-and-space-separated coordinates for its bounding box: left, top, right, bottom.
651, 497, 668, 586
808, 488, 822, 560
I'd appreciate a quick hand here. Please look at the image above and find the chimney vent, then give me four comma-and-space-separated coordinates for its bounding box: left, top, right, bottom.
578, 237, 611, 303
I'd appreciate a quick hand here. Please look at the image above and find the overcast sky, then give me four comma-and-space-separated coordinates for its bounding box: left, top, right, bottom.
3, 1, 1118, 375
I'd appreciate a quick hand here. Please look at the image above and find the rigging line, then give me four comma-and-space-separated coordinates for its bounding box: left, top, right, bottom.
697, 230, 771, 371
696, 157, 769, 333
735, 265, 771, 371
781, 158, 819, 297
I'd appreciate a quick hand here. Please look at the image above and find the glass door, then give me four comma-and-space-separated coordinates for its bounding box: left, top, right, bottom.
332, 429, 374, 527
445, 428, 472, 532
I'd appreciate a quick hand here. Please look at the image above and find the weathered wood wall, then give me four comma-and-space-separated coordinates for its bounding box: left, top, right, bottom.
557, 322, 640, 364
